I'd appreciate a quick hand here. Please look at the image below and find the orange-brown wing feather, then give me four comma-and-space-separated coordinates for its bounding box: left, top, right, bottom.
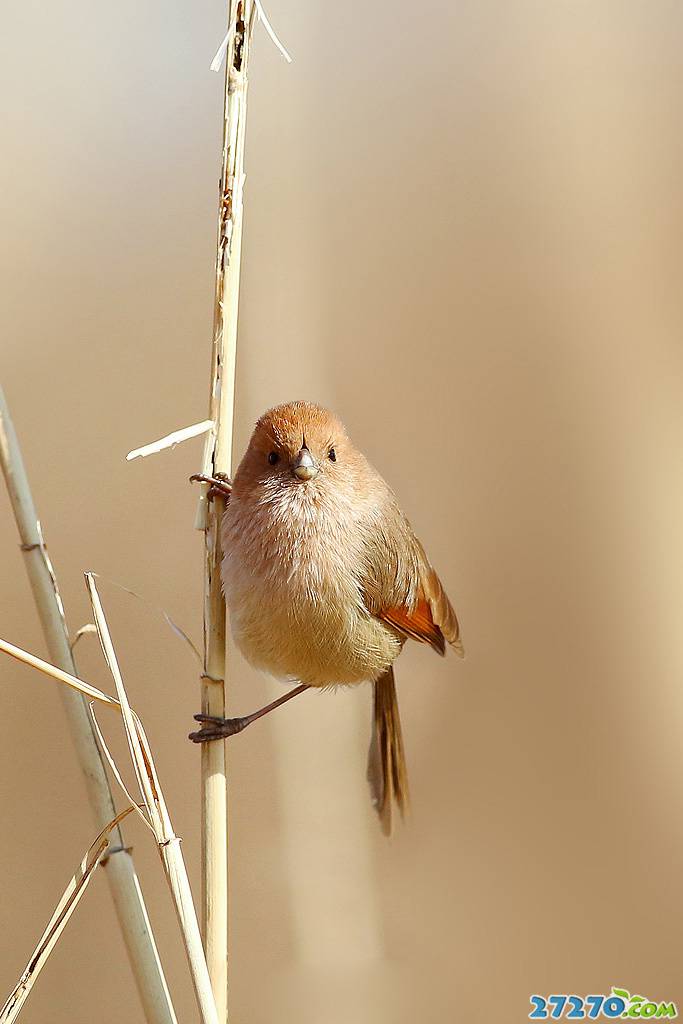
359, 489, 464, 658
419, 557, 464, 657
380, 598, 447, 655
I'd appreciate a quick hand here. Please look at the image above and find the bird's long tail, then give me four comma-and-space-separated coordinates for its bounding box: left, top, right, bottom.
367, 667, 409, 835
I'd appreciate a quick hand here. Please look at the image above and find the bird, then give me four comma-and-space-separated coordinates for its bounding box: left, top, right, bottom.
190, 401, 463, 833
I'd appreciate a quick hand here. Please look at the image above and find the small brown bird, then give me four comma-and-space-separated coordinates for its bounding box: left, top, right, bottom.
190, 401, 463, 832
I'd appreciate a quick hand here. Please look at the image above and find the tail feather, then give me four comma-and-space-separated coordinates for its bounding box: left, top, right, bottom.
367, 667, 409, 835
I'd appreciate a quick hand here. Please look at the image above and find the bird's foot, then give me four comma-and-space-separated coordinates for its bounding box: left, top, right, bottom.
189, 713, 249, 742
190, 684, 309, 742
189, 473, 232, 501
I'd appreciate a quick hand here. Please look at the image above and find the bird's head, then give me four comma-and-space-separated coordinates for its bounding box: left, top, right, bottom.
232, 401, 358, 504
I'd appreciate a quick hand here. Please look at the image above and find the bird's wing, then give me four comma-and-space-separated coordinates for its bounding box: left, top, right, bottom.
359, 494, 464, 658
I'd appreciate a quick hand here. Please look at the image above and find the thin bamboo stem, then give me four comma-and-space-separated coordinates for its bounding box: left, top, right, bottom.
0, 385, 176, 1024
199, 4, 256, 1020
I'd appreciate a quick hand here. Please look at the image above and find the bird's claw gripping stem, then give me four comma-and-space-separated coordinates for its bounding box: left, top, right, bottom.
189, 472, 232, 501
189, 713, 249, 742
188, 684, 309, 744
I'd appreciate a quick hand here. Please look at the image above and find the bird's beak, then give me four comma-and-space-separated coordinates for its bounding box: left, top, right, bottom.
291, 447, 318, 481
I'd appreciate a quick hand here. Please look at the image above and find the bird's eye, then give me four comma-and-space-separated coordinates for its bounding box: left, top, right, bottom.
328, 448, 336, 462
268, 451, 280, 465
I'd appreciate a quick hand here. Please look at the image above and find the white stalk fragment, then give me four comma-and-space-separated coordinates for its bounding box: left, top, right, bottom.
126, 419, 214, 461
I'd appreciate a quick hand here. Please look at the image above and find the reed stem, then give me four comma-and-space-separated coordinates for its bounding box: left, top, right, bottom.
0, 384, 176, 1024
198, 4, 256, 1020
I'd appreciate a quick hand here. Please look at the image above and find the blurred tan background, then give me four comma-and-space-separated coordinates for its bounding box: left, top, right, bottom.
2, 1, 683, 1021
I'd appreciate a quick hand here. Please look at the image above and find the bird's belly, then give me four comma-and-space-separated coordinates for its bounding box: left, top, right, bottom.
223, 560, 400, 687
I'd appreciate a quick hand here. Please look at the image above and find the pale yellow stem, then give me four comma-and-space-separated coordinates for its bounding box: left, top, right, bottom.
199, 4, 256, 1021
0, 384, 176, 1024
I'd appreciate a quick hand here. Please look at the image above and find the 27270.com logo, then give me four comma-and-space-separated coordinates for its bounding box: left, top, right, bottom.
529, 987, 678, 1019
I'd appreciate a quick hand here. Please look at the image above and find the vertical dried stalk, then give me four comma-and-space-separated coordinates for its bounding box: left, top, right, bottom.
0, 385, 176, 1024
198, 4, 256, 1020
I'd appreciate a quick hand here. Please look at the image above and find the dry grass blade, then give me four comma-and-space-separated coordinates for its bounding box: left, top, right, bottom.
0, 806, 135, 1024
70, 622, 97, 650
0, 631, 149, 836
87, 573, 201, 665
89, 705, 156, 835
0, 614, 218, 1024
0, 383, 176, 1024
0, 636, 119, 707
84, 573, 220, 1024
254, 0, 292, 62
85, 574, 160, 828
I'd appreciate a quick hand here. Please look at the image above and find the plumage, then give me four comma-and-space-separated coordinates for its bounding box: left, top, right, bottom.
380, 600, 447, 655
220, 401, 463, 830
367, 668, 408, 835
